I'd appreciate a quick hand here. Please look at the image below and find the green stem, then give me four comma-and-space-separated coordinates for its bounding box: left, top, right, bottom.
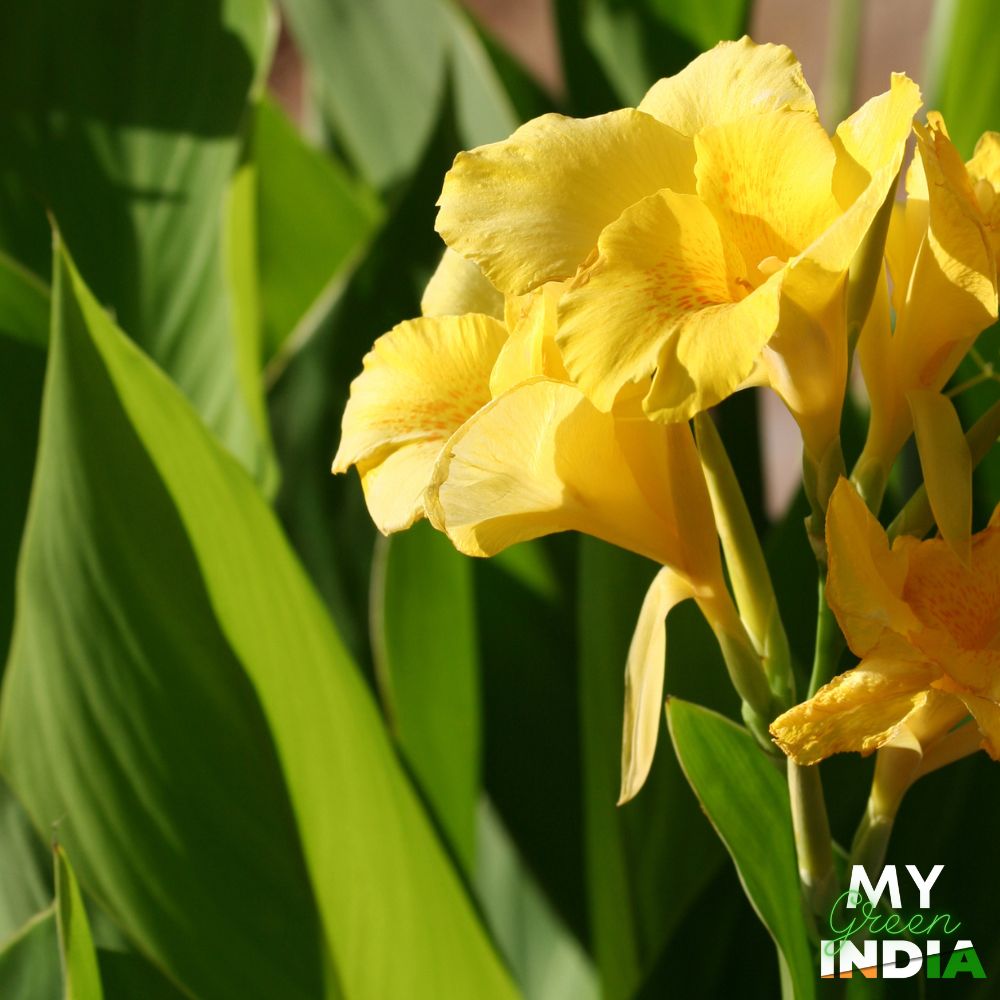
788, 762, 838, 920
807, 576, 846, 698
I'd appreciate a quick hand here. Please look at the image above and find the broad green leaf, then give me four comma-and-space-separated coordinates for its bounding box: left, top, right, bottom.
96, 952, 187, 1000
3, 244, 516, 1000
927, 0, 1000, 157
0, 0, 276, 485
2, 246, 326, 999
0, 909, 60, 1000
370, 522, 480, 870
0, 782, 50, 945
666, 699, 815, 1000
254, 99, 383, 368
476, 799, 598, 1000
280, 0, 448, 188
444, 1, 520, 148
475, 538, 589, 944
54, 846, 103, 1000
577, 540, 728, 1000
575, 0, 747, 107
0, 252, 48, 349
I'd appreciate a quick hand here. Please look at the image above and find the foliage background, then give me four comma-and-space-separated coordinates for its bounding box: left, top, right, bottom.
0, 0, 998, 997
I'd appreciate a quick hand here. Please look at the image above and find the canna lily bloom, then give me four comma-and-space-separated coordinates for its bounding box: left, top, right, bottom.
436, 37, 921, 463
334, 253, 770, 803
770, 478, 1000, 766
856, 115, 999, 503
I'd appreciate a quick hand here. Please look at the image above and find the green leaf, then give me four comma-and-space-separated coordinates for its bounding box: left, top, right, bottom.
2, 245, 327, 999
2, 243, 516, 1000
666, 699, 815, 1000
476, 800, 598, 1000
0, 252, 48, 349
370, 521, 480, 870
96, 951, 187, 1000
567, 0, 747, 107
280, 0, 448, 188
443, 0, 520, 148
0, 782, 51, 945
577, 540, 728, 1000
927, 0, 1000, 157
0, 0, 276, 485
0, 909, 60, 1000
54, 846, 104, 1000
254, 99, 383, 368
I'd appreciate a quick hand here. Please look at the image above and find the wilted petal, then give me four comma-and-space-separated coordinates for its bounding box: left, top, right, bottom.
770, 657, 937, 765
333, 314, 507, 532
436, 109, 695, 296
638, 36, 816, 137
619, 567, 695, 804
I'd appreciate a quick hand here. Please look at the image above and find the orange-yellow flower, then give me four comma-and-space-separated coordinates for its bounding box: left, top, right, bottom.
857, 116, 999, 497
771, 479, 1000, 765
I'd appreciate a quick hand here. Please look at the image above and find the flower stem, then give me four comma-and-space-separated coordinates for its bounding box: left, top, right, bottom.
807, 575, 845, 698
788, 761, 838, 920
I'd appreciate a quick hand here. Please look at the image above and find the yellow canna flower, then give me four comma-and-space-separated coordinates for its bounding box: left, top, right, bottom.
334, 254, 771, 802
856, 114, 999, 502
436, 37, 921, 462
770, 478, 1000, 766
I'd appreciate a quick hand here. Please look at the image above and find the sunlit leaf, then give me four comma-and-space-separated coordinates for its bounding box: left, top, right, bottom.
54, 846, 104, 1000
2, 243, 516, 1000
667, 699, 815, 1000
0, 0, 276, 484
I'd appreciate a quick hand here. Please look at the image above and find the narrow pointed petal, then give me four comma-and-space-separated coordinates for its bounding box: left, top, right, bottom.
619, 567, 694, 804
426, 379, 695, 567
825, 479, 922, 655
769, 658, 937, 765
333, 314, 507, 532
908, 389, 972, 565
638, 36, 816, 137
436, 110, 696, 296
556, 188, 780, 415
421, 248, 504, 319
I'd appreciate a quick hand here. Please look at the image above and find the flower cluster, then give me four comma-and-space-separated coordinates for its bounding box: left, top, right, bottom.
334, 37, 1000, 818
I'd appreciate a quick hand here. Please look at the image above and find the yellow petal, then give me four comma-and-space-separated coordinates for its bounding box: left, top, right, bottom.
955, 694, 1000, 760
333, 314, 507, 533
421, 248, 504, 319
885, 118, 997, 457
556, 188, 781, 416
831, 74, 922, 206
638, 36, 816, 137
436, 109, 695, 296
902, 525, 1000, 653
619, 567, 695, 804
770, 657, 937, 765
426, 378, 702, 567
356, 442, 443, 533
907, 389, 972, 566
694, 110, 840, 270
966, 131, 1000, 257
825, 479, 922, 655
489, 283, 568, 396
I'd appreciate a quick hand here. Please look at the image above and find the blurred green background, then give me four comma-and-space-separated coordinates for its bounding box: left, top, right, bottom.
0, 0, 998, 997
